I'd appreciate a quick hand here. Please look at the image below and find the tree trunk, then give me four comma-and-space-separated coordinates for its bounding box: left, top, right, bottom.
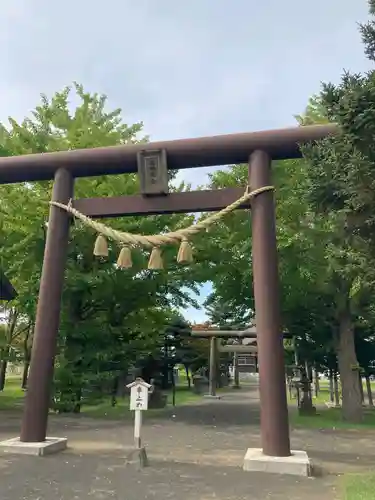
21, 324, 32, 390
161, 365, 169, 390
0, 356, 8, 391
304, 361, 312, 400
73, 388, 82, 413
21, 360, 30, 390
359, 373, 365, 405
287, 377, 293, 400
299, 373, 315, 415
333, 371, 340, 407
293, 337, 299, 367
208, 337, 217, 396
365, 375, 374, 407
171, 370, 176, 407
0, 343, 11, 390
57, 326, 85, 413
337, 308, 362, 422
233, 353, 240, 388
0, 309, 19, 391
329, 369, 334, 403
184, 365, 191, 389
111, 376, 119, 407
216, 361, 223, 388
313, 367, 319, 397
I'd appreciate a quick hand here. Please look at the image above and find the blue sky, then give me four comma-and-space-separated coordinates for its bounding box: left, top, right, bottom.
1, 0, 372, 322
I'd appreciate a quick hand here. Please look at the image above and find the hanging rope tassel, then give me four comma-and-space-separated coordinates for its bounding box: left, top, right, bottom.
177, 238, 193, 264
93, 234, 108, 257
148, 247, 164, 270
51, 185, 275, 268
117, 246, 133, 269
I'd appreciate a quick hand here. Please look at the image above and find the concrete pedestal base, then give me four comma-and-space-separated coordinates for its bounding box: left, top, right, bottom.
243, 448, 311, 477
0, 437, 67, 456
203, 394, 221, 399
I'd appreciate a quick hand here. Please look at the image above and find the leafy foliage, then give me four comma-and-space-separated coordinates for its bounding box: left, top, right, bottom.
0, 84, 205, 410
201, 3, 375, 424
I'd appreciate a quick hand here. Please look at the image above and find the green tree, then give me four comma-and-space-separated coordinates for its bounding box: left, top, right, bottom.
0, 304, 30, 390
299, 2, 375, 421
203, 157, 326, 336
200, 125, 370, 419
205, 295, 250, 329
0, 83, 202, 410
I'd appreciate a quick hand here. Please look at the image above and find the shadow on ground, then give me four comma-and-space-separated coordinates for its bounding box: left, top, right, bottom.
162, 402, 261, 427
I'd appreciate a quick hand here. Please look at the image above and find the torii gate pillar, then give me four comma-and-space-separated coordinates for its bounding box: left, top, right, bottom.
249, 150, 291, 457
20, 168, 74, 443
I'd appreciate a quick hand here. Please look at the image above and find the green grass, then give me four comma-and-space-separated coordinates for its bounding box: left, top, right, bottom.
289, 380, 375, 407
5, 374, 375, 429
0, 376, 24, 410
289, 387, 340, 407
289, 385, 336, 406
289, 406, 375, 429
0, 376, 203, 418
342, 473, 375, 499
288, 380, 375, 429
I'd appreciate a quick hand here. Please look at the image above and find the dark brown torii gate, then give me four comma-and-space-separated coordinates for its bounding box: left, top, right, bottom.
0, 124, 336, 458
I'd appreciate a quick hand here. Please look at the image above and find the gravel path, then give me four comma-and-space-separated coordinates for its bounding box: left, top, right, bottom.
0, 384, 370, 499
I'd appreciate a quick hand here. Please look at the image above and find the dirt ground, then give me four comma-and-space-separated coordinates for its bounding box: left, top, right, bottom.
0, 385, 373, 499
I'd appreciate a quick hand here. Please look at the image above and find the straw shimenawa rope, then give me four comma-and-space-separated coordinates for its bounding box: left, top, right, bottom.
50, 185, 274, 269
